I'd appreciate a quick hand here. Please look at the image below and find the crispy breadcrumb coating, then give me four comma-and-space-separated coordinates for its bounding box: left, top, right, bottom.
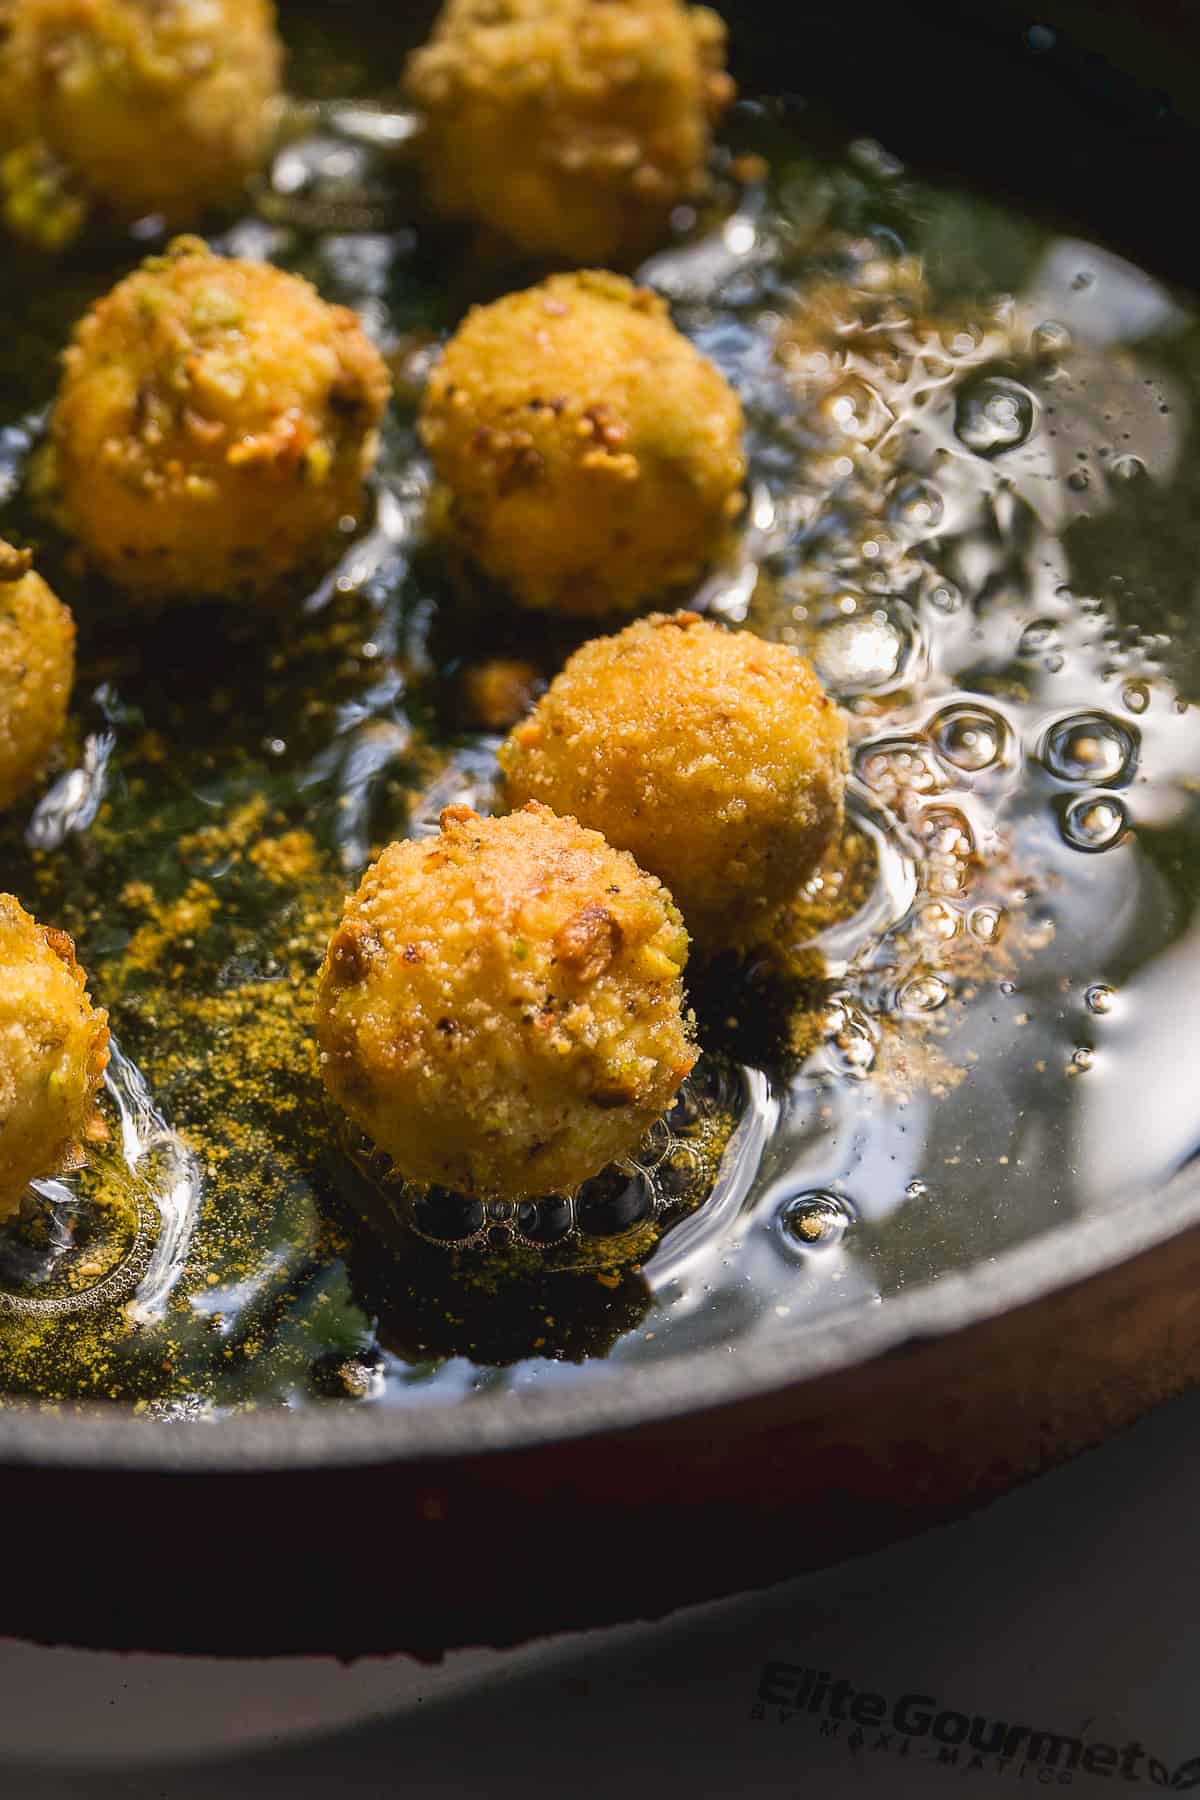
0, 894, 109, 1220
51, 237, 391, 598
500, 612, 848, 946
420, 270, 745, 614
405, 0, 733, 264
0, 0, 283, 239
315, 803, 696, 1199
0, 538, 74, 811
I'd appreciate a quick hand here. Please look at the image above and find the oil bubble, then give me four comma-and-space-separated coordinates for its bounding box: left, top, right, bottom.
969, 905, 1003, 942
812, 604, 915, 695
927, 865, 968, 898
888, 475, 944, 535
1068, 1047, 1095, 1075
856, 737, 945, 799
825, 377, 894, 446
1067, 469, 1090, 493
516, 1196, 574, 1245
942, 323, 984, 360
411, 1189, 485, 1243
664, 1057, 735, 1131
0, 1176, 151, 1312
824, 995, 878, 1079
905, 1178, 932, 1201
1018, 619, 1059, 659
779, 1191, 852, 1251
930, 703, 1011, 774
1031, 319, 1071, 363
1111, 454, 1146, 484
919, 805, 974, 858
1085, 983, 1115, 1015
918, 900, 962, 941
1059, 794, 1129, 853
576, 1167, 654, 1237
923, 576, 963, 614
1121, 680, 1150, 715
654, 1142, 704, 1206
898, 971, 950, 1015
955, 376, 1037, 458
633, 1117, 672, 1172
1042, 712, 1137, 785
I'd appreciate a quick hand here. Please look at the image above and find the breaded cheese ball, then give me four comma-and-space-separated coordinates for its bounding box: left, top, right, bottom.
51, 237, 392, 598
420, 271, 745, 615
0, 0, 283, 239
0, 894, 109, 1221
0, 539, 75, 811
315, 802, 696, 1200
499, 612, 848, 946
404, 0, 734, 264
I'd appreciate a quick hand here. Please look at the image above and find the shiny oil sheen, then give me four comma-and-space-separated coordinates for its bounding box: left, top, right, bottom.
0, 20, 1198, 1417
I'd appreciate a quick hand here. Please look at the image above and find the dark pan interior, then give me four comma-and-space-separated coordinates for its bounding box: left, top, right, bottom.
728, 0, 1200, 285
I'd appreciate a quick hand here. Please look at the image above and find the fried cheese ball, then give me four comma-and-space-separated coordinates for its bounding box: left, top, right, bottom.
0, 0, 283, 242
420, 271, 745, 615
50, 237, 392, 598
499, 612, 848, 947
315, 803, 697, 1199
0, 539, 75, 811
0, 894, 109, 1221
404, 0, 734, 264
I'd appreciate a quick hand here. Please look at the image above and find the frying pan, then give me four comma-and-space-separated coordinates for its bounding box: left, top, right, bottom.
2, 0, 1199, 1659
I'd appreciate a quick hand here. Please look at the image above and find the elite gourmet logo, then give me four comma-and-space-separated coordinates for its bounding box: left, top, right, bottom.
752, 1663, 1200, 1789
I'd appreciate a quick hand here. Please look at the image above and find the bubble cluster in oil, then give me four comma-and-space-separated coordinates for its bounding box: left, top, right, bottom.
340, 1059, 744, 1273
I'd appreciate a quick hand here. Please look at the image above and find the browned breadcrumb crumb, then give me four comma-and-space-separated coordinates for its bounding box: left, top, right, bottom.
249, 830, 320, 884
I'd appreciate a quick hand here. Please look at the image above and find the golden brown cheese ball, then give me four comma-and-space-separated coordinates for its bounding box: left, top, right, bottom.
0, 894, 109, 1221
0, 0, 283, 242
315, 802, 696, 1200
404, 0, 734, 264
420, 271, 745, 615
499, 612, 848, 947
50, 237, 392, 598
0, 539, 75, 811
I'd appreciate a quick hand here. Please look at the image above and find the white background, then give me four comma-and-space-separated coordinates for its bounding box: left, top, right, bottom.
2, 1376, 1198, 1798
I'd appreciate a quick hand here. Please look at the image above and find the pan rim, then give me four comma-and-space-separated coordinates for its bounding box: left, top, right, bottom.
1, 1157, 1196, 1472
